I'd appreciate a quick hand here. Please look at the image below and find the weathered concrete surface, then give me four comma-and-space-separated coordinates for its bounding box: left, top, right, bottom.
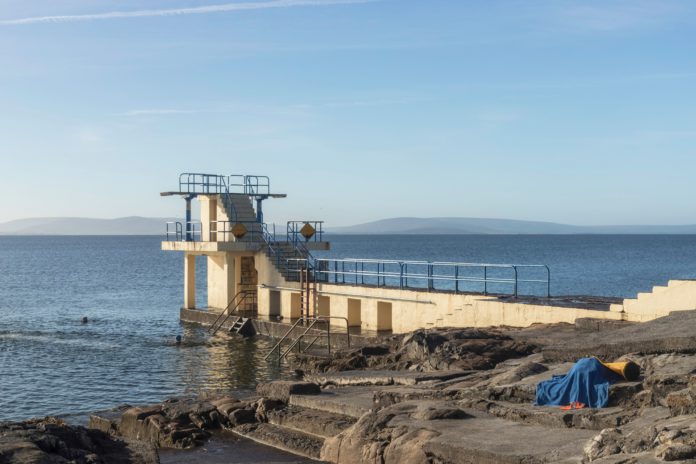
255, 381, 321, 402
87, 313, 696, 463
266, 405, 357, 439
289, 386, 376, 419
322, 400, 597, 464
305, 369, 472, 387
0, 417, 158, 464
542, 311, 696, 362
158, 430, 315, 463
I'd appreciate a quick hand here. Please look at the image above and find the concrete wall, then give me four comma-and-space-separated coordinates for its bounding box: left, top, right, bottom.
206, 253, 235, 309
611, 280, 696, 322
257, 280, 625, 333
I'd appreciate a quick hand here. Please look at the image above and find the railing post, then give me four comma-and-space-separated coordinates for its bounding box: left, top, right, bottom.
546, 265, 551, 297
455, 265, 459, 293
513, 266, 518, 297
484, 266, 487, 295
427, 263, 433, 291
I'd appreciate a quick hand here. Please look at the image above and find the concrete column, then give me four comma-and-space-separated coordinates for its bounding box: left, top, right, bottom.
206, 253, 236, 310
184, 254, 196, 309
362, 299, 393, 331
200, 196, 218, 242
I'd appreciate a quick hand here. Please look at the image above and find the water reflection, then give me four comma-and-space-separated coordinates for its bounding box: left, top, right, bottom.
174, 323, 291, 396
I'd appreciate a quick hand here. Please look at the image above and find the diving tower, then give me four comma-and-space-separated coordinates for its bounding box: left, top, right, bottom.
162, 172, 694, 337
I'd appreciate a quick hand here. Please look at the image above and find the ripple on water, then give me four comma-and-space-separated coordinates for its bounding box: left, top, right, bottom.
0, 236, 295, 422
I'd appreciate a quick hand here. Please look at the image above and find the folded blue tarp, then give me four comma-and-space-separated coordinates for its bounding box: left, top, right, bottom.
535, 357, 623, 409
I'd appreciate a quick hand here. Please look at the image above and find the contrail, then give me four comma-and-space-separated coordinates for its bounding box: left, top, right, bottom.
0, 0, 376, 26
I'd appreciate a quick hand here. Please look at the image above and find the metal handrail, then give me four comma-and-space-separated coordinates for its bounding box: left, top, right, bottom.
244, 175, 270, 196
312, 258, 551, 297
209, 290, 255, 336
264, 317, 306, 360
299, 316, 350, 354
165, 221, 201, 242
280, 318, 322, 359
287, 221, 325, 243
209, 220, 266, 242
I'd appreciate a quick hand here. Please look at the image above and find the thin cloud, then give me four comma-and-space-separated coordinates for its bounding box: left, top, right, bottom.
0, 0, 376, 26
120, 109, 205, 117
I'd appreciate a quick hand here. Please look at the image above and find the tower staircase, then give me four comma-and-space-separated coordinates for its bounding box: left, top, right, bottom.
217, 191, 314, 282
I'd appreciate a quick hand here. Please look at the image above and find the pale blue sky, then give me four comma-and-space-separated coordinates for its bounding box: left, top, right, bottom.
1, 0, 695, 226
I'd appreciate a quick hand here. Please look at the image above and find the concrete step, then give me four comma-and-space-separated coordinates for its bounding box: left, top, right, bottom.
651, 285, 669, 294
266, 405, 357, 439
459, 398, 632, 431
609, 303, 624, 313
289, 387, 375, 419
232, 422, 324, 460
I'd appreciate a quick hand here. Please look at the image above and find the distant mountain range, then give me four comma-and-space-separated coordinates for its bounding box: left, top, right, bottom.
3, 216, 696, 235
329, 217, 696, 235
0, 217, 180, 235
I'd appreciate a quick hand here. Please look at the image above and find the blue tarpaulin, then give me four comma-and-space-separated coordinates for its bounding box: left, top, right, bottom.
535, 357, 623, 409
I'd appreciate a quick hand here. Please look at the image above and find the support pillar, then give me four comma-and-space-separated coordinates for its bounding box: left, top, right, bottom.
207, 253, 236, 309
184, 254, 196, 309
185, 195, 194, 242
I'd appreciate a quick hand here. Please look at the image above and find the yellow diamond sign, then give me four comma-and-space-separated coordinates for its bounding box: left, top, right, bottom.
231, 222, 248, 239
300, 222, 316, 240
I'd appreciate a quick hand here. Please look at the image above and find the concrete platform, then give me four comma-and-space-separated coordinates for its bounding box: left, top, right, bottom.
289, 386, 377, 419
180, 308, 384, 349
305, 370, 473, 387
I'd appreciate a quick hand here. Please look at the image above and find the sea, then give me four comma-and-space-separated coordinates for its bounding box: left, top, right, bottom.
2, 234, 696, 423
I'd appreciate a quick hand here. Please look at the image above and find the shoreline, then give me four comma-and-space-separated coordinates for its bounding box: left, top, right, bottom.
5, 311, 696, 463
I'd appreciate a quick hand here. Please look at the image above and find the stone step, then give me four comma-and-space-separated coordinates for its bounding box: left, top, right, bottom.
289, 387, 375, 419
266, 405, 357, 439
232, 422, 324, 461
459, 398, 632, 430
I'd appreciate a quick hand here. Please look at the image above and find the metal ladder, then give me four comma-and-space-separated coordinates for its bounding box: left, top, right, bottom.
208, 290, 255, 336
264, 316, 351, 363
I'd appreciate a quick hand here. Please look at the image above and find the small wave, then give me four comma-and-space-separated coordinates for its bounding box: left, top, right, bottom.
0, 331, 121, 350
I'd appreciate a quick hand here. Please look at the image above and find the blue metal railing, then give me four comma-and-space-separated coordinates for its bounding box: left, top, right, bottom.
166, 221, 202, 242
178, 173, 270, 197
210, 220, 268, 243
287, 221, 324, 244
284, 258, 550, 297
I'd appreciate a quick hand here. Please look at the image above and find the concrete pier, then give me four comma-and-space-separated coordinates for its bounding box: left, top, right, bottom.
162, 173, 696, 336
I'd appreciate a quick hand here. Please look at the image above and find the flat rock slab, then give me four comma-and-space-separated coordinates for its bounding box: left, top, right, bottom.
543, 311, 696, 362
306, 369, 472, 387
290, 386, 376, 419
159, 430, 315, 463
256, 381, 321, 402
390, 403, 597, 464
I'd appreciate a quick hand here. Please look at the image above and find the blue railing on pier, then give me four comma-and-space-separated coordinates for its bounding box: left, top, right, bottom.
283, 258, 550, 297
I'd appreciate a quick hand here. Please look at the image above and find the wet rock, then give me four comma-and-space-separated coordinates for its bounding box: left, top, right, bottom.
256, 381, 321, 402
255, 398, 285, 422
411, 406, 470, 421
229, 408, 257, 426
0, 417, 158, 464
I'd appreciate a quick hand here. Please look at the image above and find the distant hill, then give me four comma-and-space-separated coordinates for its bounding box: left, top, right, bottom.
4, 216, 696, 236
0, 216, 181, 235
329, 217, 696, 235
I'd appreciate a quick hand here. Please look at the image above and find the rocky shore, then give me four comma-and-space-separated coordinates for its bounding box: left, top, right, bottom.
5, 310, 696, 463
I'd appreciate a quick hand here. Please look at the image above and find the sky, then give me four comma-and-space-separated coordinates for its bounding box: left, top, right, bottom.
1, 0, 695, 227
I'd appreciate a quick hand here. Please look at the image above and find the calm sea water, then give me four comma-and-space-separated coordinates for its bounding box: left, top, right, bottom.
2, 234, 696, 422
